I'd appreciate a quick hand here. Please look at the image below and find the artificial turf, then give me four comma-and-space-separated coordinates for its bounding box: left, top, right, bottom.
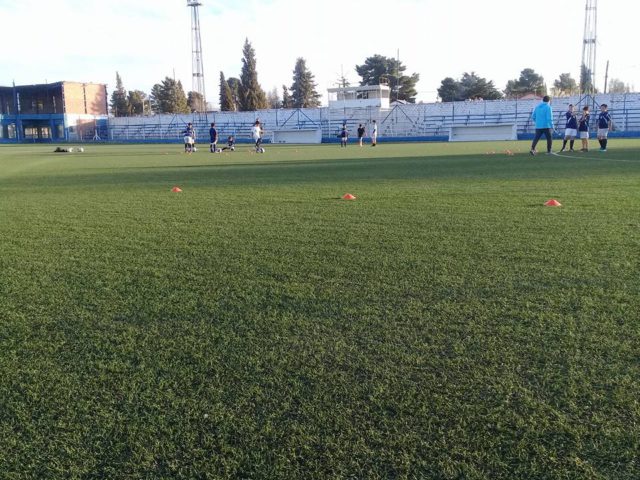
0, 141, 639, 479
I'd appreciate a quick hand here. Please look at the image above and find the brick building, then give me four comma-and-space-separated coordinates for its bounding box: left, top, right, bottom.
0, 81, 108, 142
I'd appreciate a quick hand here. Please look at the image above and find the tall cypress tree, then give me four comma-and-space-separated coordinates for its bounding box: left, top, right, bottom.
219, 72, 235, 111
239, 38, 267, 111
110, 72, 129, 116
290, 58, 321, 108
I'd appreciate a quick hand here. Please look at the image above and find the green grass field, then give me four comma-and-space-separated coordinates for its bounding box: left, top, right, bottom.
1, 141, 639, 479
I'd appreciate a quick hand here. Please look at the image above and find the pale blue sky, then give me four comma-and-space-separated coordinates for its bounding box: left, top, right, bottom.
1, 0, 638, 106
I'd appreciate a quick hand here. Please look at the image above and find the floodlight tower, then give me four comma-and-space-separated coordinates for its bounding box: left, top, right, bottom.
188, 0, 206, 111
580, 0, 598, 94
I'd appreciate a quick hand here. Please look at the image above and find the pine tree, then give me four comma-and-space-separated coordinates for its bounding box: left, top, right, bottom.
110, 72, 129, 116
187, 91, 205, 112
219, 72, 235, 111
281, 85, 293, 109
239, 38, 267, 111
227, 77, 241, 109
355, 55, 420, 103
149, 77, 189, 114
290, 58, 321, 108
127, 90, 148, 115
266, 87, 280, 109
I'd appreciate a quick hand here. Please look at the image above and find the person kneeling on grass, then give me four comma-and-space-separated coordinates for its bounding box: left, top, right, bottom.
530, 96, 554, 155
221, 135, 235, 151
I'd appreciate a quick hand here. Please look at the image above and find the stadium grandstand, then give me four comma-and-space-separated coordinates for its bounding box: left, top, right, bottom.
3, 83, 640, 144
107, 91, 640, 145
0, 81, 108, 143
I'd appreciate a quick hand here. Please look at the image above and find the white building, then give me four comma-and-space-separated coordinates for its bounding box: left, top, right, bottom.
327, 85, 391, 109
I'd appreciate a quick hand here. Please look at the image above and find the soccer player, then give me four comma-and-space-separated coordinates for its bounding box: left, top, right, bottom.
596, 104, 613, 152
252, 120, 263, 152
530, 96, 554, 155
182, 122, 195, 153
357, 124, 365, 146
560, 104, 577, 152
371, 120, 378, 146
221, 135, 235, 151
340, 123, 348, 147
578, 106, 590, 152
209, 122, 218, 153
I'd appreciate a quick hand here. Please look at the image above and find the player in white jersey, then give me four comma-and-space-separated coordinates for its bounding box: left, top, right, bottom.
252, 120, 264, 153
370, 120, 378, 146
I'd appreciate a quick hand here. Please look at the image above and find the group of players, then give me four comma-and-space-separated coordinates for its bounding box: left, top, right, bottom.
182, 102, 614, 156
531, 96, 613, 155
181, 120, 266, 154
559, 103, 613, 153
339, 120, 378, 147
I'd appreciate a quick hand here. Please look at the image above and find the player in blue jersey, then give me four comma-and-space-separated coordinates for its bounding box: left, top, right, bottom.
339, 123, 348, 147
596, 104, 613, 152
578, 106, 590, 152
209, 122, 218, 153
560, 104, 577, 152
530, 96, 554, 155
182, 122, 195, 153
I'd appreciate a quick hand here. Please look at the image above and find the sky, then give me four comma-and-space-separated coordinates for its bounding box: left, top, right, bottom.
1, 0, 638, 107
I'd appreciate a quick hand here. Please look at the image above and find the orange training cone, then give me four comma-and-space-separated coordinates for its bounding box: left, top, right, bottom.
171, 186, 183, 193
544, 199, 561, 207
342, 193, 356, 200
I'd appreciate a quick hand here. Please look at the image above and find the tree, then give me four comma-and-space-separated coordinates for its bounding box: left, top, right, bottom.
187, 91, 205, 112
608, 78, 630, 94
290, 57, 321, 108
580, 64, 595, 94
266, 87, 281, 109
127, 90, 149, 116
504, 68, 546, 97
437, 73, 502, 102
110, 72, 129, 117
239, 38, 267, 111
227, 77, 242, 110
149, 77, 189, 114
437, 77, 462, 102
553, 73, 578, 96
355, 54, 420, 103
281, 85, 293, 109
458, 72, 502, 100
219, 72, 235, 111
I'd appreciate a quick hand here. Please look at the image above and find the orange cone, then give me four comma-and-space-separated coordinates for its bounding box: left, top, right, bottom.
171, 186, 182, 193
342, 193, 356, 200
544, 199, 561, 207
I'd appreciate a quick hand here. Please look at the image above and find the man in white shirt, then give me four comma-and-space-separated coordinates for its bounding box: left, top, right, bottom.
252, 120, 263, 152
370, 120, 378, 146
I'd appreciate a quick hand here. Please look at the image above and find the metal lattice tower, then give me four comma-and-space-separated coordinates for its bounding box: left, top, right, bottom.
581, 0, 598, 94
188, 0, 206, 111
